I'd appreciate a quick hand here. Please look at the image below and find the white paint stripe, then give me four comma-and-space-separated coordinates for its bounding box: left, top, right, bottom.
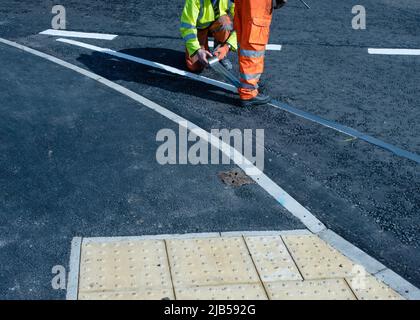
66, 237, 82, 300
2, 37, 419, 298
0, 36, 324, 233
266, 44, 282, 51
368, 48, 420, 56
39, 29, 118, 40
56, 38, 236, 93
208, 40, 282, 51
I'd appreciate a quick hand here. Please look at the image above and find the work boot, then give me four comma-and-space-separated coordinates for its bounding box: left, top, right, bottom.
258, 78, 266, 92
220, 58, 233, 71
240, 94, 271, 107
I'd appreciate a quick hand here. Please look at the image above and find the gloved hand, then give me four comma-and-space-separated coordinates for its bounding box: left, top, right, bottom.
274, 0, 287, 9
196, 48, 213, 65
213, 44, 230, 61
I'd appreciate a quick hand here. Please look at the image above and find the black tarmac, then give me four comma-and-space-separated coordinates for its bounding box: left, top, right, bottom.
0, 0, 419, 299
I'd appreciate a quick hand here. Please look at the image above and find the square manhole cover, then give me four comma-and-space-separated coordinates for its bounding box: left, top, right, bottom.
217, 169, 255, 187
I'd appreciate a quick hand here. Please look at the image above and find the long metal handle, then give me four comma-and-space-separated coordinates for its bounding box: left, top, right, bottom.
208, 57, 241, 88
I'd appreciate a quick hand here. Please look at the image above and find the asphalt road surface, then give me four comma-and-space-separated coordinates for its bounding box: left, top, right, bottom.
0, 0, 419, 299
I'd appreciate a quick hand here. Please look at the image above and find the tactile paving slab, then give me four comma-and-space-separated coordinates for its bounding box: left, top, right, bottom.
245, 236, 302, 282
74, 233, 407, 300
176, 284, 267, 300
265, 279, 356, 300
166, 237, 260, 287
78, 239, 173, 299
346, 275, 403, 300
282, 235, 355, 280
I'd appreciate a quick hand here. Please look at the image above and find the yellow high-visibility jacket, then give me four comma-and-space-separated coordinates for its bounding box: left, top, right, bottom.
180, 0, 237, 56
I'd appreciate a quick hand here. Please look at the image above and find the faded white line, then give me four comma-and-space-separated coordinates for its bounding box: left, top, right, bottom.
56, 38, 236, 93
39, 29, 118, 40
368, 48, 420, 56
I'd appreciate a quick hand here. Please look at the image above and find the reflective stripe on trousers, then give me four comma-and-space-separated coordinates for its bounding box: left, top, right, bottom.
235, 0, 273, 100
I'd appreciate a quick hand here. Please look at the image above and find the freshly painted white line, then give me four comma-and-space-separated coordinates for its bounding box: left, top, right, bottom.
266, 44, 282, 51
39, 29, 118, 40
56, 38, 237, 93
208, 40, 282, 51
368, 48, 420, 56
375, 269, 420, 300
66, 237, 82, 300
2, 37, 419, 298
318, 229, 386, 275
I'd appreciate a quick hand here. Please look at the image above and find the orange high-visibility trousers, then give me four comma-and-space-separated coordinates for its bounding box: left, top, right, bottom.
234, 0, 273, 100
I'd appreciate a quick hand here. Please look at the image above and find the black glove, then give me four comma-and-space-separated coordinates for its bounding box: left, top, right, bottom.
273, 0, 287, 9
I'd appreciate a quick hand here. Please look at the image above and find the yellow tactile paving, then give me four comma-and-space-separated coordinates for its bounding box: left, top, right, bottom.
346, 275, 403, 300
244, 236, 302, 282
175, 284, 267, 300
265, 279, 356, 300
166, 237, 260, 287
282, 235, 355, 280
78, 239, 173, 299
75, 233, 406, 300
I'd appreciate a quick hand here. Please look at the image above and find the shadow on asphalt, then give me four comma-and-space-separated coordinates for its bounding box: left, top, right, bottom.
76, 47, 239, 106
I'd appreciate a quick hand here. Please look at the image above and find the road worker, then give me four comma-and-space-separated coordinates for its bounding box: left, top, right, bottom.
235, 0, 287, 107
180, 0, 238, 72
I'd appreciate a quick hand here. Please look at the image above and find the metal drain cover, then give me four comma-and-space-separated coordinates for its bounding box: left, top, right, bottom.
218, 169, 255, 187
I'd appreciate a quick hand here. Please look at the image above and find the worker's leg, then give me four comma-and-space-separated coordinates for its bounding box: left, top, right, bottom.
237, 0, 273, 100
185, 28, 210, 72
208, 15, 233, 44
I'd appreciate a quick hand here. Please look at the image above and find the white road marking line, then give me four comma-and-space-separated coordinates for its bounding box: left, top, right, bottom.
39, 29, 118, 40
208, 40, 282, 51
57, 38, 236, 93
368, 48, 420, 56
66, 237, 82, 300
266, 44, 282, 51
1, 37, 419, 300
